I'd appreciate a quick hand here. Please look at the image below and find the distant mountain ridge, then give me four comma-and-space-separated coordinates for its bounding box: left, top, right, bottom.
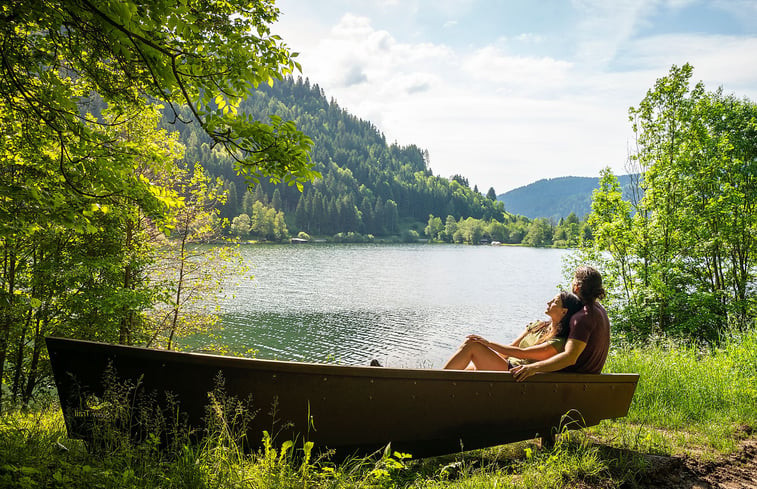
498, 175, 636, 220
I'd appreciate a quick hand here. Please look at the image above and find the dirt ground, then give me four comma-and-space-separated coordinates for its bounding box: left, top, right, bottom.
634, 436, 757, 489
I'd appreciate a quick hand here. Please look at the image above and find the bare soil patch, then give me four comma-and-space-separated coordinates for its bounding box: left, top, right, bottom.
633, 436, 757, 488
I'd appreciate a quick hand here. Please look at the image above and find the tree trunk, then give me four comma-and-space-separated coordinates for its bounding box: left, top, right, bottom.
119, 220, 134, 344
11, 310, 32, 404
22, 321, 44, 406
167, 231, 188, 351
0, 245, 18, 413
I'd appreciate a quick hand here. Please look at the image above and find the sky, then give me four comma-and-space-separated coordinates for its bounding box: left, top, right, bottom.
270, 0, 757, 194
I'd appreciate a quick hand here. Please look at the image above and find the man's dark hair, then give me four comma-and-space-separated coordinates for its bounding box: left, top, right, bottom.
574, 266, 606, 306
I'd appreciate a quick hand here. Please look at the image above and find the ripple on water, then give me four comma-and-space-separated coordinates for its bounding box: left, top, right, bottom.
187, 244, 572, 368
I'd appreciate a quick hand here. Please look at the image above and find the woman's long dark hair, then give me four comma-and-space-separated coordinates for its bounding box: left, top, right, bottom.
539, 290, 583, 342
555, 290, 583, 338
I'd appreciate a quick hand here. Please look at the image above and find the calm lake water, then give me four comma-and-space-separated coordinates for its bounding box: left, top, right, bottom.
201, 244, 573, 368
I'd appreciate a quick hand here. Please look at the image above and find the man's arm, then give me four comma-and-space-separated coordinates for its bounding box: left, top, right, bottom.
510, 338, 587, 382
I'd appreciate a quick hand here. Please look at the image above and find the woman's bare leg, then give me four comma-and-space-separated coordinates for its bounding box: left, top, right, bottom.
443, 341, 510, 370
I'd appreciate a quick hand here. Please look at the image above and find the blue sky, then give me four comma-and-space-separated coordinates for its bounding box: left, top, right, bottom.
272, 0, 757, 193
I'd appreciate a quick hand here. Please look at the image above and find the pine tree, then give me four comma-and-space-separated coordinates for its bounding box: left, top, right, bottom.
241, 191, 255, 216
271, 188, 282, 211
295, 194, 308, 231
221, 181, 239, 220
253, 184, 268, 205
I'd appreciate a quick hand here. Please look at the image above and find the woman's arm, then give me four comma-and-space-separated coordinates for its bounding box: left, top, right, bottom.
473, 337, 559, 361
508, 327, 532, 347
509, 321, 547, 347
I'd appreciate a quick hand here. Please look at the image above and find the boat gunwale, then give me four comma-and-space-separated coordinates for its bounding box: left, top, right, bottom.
46, 336, 639, 384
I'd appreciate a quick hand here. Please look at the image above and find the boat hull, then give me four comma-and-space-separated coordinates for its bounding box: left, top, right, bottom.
46, 337, 638, 457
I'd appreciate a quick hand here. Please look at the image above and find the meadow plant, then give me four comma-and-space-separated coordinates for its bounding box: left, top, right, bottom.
2, 329, 757, 488
601, 327, 757, 453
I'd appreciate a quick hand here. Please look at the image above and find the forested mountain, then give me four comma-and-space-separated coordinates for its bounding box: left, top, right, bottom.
165, 77, 505, 238
498, 175, 637, 220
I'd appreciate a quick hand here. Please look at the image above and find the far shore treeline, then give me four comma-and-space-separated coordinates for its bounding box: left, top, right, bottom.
1, 0, 756, 416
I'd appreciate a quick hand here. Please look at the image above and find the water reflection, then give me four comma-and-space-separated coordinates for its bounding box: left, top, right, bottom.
193, 244, 572, 368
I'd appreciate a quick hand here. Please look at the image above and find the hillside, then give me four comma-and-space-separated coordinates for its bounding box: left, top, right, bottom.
498, 175, 637, 220
166, 77, 506, 237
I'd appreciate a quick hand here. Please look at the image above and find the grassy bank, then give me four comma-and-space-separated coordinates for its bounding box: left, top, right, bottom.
593, 329, 757, 458
2, 330, 756, 488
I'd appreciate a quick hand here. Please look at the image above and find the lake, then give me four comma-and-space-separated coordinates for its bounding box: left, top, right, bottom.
203, 243, 572, 368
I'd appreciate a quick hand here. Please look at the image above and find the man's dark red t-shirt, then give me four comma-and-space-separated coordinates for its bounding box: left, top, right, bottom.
563, 303, 610, 374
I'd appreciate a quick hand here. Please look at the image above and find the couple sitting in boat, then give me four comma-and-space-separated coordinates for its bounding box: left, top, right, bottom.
443, 266, 609, 382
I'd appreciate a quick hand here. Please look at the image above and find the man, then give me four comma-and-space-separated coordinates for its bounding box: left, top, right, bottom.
510, 266, 610, 381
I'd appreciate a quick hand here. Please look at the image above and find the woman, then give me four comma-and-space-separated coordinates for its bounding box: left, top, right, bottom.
443, 290, 583, 371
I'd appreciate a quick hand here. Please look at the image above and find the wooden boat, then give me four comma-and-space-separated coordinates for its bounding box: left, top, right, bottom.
46, 336, 639, 458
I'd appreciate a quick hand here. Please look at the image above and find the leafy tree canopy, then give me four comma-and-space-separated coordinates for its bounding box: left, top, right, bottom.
581, 64, 757, 342
0, 0, 317, 231
0, 0, 318, 410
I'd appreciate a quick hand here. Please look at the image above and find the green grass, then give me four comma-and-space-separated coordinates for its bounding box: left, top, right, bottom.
1, 329, 756, 488
597, 329, 757, 456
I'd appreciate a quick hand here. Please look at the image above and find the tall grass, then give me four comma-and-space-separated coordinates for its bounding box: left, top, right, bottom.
0, 405, 426, 488
606, 328, 757, 426
600, 327, 757, 453
1, 329, 756, 488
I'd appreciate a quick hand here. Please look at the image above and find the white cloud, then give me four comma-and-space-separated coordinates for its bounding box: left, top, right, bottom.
713, 0, 757, 26
622, 34, 757, 98
331, 13, 375, 39
571, 0, 659, 67
276, 11, 637, 191
464, 46, 573, 96
308, 14, 454, 92
272, 2, 757, 193
515, 33, 544, 43
342, 64, 368, 86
